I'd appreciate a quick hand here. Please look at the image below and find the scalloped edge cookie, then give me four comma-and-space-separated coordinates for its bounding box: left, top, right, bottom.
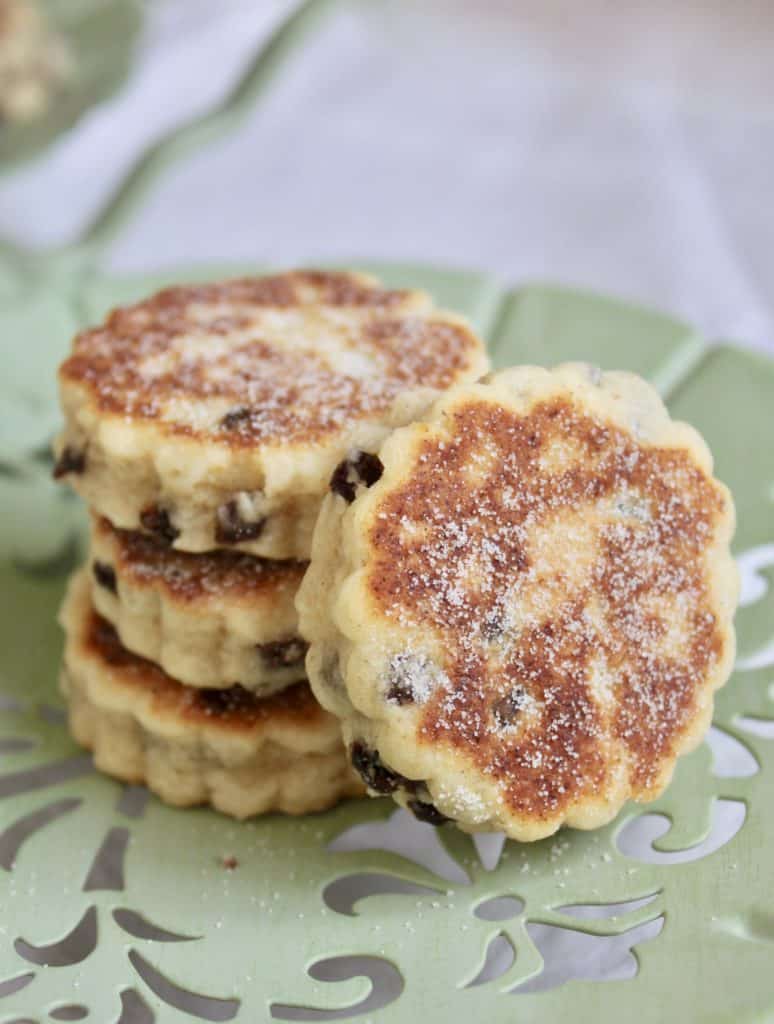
298, 363, 738, 840
89, 516, 307, 693
61, 570, 363, 819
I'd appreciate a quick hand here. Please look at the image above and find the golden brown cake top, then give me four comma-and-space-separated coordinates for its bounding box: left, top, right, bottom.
60, 270, 486, 448
366, 391, 732, 822
93, 516, 306, 602
83, 609, 325, 733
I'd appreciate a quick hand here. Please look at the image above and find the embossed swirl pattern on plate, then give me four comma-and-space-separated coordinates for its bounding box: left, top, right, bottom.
0, 270, 772, 1023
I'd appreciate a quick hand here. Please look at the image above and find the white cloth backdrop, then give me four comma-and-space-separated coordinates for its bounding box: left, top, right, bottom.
2, 0, 772, 352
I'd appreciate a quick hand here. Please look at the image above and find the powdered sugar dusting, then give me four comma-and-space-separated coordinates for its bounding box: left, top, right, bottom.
367, 393, 730, 822
386, 652, 450, 704
61, 270, 483, 448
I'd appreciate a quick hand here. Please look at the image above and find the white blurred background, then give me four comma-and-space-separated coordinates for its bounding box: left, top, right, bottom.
2, 0, 773, 351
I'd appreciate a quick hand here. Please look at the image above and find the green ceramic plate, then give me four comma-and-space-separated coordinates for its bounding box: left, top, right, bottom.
0, 0, 141, 169
0, 263, 772, 1024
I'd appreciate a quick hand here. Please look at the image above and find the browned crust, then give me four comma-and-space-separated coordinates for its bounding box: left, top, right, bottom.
81, 608, 327, 734
93, 516, 306, 603
59, 270, 482, 447
367, 396, 729, 822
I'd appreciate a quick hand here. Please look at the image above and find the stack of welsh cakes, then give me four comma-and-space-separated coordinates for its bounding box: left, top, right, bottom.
53, 270, 489, 819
